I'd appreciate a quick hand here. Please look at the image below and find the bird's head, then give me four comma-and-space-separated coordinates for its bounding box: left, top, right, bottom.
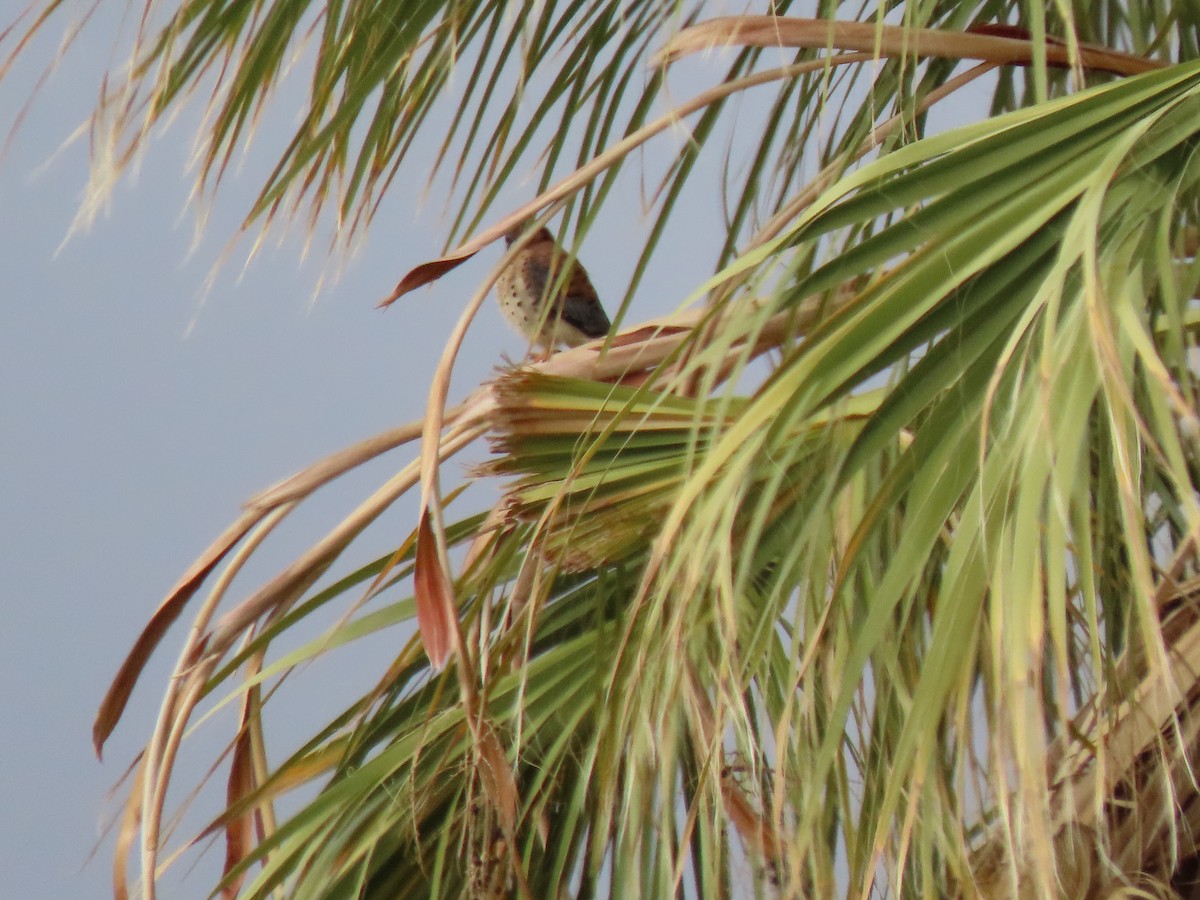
503, 222, 554, 246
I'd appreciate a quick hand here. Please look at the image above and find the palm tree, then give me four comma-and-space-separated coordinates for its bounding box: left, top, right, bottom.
9, 1, 1200, 896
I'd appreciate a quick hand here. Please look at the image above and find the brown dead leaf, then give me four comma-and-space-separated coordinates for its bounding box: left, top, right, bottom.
378, 199, 562, 308
221, 724, 257, 899
414, 508, 457, 669
377, 254, 479, 307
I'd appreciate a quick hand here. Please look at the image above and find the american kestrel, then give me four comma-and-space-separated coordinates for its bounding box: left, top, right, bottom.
495, 223, 611, 355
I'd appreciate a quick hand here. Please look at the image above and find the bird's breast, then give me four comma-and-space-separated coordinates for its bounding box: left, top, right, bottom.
495, 263, 540, 339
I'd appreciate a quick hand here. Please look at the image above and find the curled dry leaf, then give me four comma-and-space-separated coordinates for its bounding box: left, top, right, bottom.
378, 199, 568, 308
221, 724, 257, 899
414, 508, 457, 670
377, 255, 478, 308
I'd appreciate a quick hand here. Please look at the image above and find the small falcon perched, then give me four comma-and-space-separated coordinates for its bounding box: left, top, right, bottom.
495, 223, 611, 355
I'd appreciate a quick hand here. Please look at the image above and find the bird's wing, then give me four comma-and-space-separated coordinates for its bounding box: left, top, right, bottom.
524, 243, 611, 338
558, 266, 611, 338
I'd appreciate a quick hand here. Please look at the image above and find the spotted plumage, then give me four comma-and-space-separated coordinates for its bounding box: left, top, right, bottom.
495, 223, 611, 355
